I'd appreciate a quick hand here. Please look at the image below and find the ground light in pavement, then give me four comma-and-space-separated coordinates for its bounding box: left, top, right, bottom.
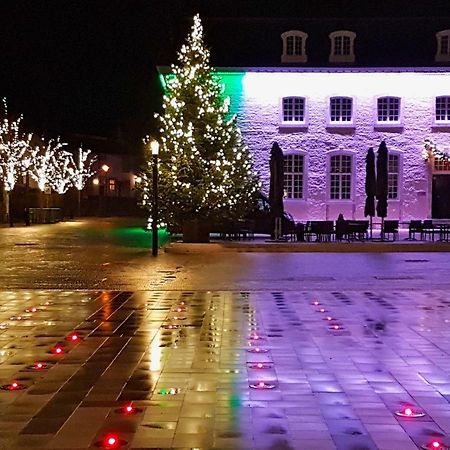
250, 381, 276, 389
247, 346, 268, 353
114, 403, 143, 415
422, 441, 449, 450
51, 344, 64, 355
67, 332, 80, 342
249, 362, 273, 369
158, 387, 180, 395
32, 362, 46, 370
1, 381, 25, 391
96, 433, 126, 449
395, 405, 426, 418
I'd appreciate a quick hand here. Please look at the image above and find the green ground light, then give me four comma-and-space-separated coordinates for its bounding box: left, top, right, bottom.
111, 227, 170, 249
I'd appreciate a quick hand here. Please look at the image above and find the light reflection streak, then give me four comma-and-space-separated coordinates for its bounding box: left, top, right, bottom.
149, 334, 162, 373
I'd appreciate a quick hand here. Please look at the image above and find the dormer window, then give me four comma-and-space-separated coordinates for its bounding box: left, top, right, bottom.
281, 31, 308, 63
436, 30, 450, 62
329, 31, 356, 63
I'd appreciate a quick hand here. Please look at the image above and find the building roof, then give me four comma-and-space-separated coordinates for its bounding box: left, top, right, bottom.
162, 15, 450, 68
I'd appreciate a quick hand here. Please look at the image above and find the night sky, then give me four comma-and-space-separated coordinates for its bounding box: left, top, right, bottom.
1, 0, 449, 150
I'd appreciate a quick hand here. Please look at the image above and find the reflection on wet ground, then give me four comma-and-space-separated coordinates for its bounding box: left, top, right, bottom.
1, 288, 450, 449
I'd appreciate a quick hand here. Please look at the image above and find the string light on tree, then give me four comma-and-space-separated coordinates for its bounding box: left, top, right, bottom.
29, 137, 66, 191
0, 99, 32, 223
68, 147, 96, 191
49, 150, 75, 194
138, 14, 260, 233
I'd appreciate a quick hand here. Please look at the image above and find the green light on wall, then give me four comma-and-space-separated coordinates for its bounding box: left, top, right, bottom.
157, 70, 246, 116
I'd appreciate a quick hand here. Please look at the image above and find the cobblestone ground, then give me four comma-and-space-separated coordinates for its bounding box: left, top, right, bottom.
1, 219, 450, 450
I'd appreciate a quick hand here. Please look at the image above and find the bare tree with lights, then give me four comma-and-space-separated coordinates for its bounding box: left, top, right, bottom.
29, 137, 66, 192
68, 147, 97, 216
140, 14, 259, 240
0, 99, 32, 224
69, 147, 96, 191
48, 150, 75, 195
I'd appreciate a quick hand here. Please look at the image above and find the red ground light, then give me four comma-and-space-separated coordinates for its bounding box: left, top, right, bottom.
69, 333, 79, 342
404, 407, 413, 416
52, 345, 64, 355
103, 434, 120, 449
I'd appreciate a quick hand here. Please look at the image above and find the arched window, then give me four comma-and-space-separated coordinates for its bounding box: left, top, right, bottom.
281, 96, 307, 125
377, 97, 401, 124
388, 153, 401, 200
329, 154, 353, 200
329, 97, 353, 124
284, 153, 305, 199
281, 31, 308, 63
329, 31, 356, 63
435, 96, 450, 123
435, 30, 450, 62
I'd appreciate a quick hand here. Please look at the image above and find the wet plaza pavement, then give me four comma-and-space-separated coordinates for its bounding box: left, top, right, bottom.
1, 220, 450, 449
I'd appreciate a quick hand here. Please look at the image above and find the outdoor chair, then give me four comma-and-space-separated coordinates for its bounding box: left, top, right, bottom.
304, 221, 313, 242
408, 220, 423, 240
310, 221, 334, 242
218, 221, 240, 240
295, 222, 306, 242
283, 220, 297, 241
422, 220, 436, 241
346, 220, 369, 241
335, 219, 348, 241
382, 220, 399, 241
238, 219, 255, 240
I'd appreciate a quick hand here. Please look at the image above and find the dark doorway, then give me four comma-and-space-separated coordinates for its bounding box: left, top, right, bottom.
432, 175, 450, 218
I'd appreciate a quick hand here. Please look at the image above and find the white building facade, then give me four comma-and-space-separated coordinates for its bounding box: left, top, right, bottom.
220, 68, 450, 221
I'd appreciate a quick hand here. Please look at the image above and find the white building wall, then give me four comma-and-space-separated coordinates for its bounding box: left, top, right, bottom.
224, 70, 450, 221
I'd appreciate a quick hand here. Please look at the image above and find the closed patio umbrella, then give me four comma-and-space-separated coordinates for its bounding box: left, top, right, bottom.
269, 142, 285, 240
364, 147, 376, 239
376, 141, 388, 239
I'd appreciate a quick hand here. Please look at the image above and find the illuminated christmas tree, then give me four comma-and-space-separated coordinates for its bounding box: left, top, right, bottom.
141, 14, 259, 233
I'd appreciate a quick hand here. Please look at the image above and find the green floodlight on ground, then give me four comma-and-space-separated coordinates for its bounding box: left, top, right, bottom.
111, 227, 170, 249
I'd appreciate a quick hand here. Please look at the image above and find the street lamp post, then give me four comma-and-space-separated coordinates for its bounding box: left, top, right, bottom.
99, 164, 110, 216
151, 140, 159, 257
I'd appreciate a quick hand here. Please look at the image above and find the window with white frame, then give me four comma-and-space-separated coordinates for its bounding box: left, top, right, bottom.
434, 158, 450, 171
282, 97, 306, 124
284, 154, 304, 199
436, 30, 450, 62
388, 154, 400, 200
330, 97, 353, 123
330, 154, 352, 200
329, 31, 356, 63
281, 31, 308, 63
286, 36, 301, 55
377, 97, 401, 123
435, 96, 450, 123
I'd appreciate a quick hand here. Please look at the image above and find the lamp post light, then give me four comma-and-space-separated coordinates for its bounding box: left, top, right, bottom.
98, 163, 110, 216
150, 140, 159, 257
